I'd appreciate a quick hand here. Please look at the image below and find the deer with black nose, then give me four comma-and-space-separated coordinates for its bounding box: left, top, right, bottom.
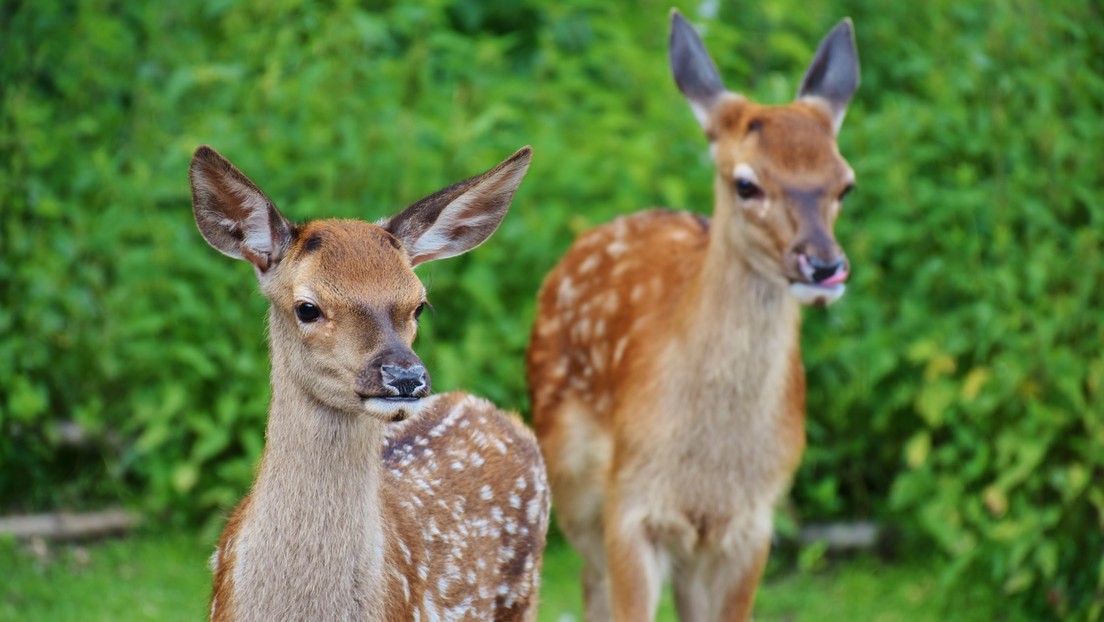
192, 144, 551, 621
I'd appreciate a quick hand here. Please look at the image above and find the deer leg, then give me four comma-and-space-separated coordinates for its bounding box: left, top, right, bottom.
563, 521, 614, 622
581, 561, 612, 622
712, 538, 771, 622
605, 518, 663, 622
672, 556, 709, 622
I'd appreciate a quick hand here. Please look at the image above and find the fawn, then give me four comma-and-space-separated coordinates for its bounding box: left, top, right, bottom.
527, 11, 860, 621
190, 144, 550, 620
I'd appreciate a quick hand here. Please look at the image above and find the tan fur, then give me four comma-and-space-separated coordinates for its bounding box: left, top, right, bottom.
193, 147, 549, 621
527, 17, 857, 622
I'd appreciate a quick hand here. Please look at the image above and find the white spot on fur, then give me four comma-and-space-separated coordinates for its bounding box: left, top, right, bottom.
573, 317, 591, 340
537, 316, 562, 336
578, 253, 601, 274
612, 336, 629, 366
603, 292, 619, 313
527, 498, 543, 523
557, 277, 579, 308
400, 573, 411, 602
607, 238, 629, 257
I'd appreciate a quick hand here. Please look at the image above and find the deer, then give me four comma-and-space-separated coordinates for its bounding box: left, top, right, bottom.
526, 11, 860, 621
189, 144, 550, 621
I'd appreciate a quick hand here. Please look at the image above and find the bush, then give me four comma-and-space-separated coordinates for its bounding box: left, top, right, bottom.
1, 0, 1100, 618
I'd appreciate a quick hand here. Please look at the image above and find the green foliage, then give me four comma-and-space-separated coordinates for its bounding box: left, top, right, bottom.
1, 0, 1100, 618
790, 1, 1104, 618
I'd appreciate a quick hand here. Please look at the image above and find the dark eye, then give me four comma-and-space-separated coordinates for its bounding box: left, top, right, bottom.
734, 178, 762, 200
295, 302, 322, 323
839, 184, 854, 202
413, 302, 427, 321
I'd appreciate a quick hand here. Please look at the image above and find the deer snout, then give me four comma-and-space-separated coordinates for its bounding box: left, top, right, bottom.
355, 350, 432, 402
787, 245, 849, 306
356, 353, 432, 423
798, 253, 849, 286
381, 364, 429, 399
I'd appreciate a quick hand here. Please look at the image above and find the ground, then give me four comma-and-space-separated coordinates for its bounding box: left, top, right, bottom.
0, 531, 1027, 621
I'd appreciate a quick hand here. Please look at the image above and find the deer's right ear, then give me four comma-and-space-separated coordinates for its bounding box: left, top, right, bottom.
380, 146, 532, 267
670, 10, 727, 130
189, 145, 293, 276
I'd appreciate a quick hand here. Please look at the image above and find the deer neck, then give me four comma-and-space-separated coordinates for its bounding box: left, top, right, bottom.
234, 313, 388, 618
668, 184, 801, 421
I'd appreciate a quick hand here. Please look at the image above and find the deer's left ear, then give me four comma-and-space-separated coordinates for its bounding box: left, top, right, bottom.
797, 18, 861, 133
380, 147, 532, 267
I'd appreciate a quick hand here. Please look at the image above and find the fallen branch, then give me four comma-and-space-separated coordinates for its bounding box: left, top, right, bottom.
798, 521, 881, 551
0, 509, 140, 540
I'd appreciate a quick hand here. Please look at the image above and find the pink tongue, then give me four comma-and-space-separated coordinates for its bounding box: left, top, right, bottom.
819, 269, 849, 287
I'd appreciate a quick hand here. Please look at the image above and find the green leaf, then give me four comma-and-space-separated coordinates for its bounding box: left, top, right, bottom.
7, 375, 48, 422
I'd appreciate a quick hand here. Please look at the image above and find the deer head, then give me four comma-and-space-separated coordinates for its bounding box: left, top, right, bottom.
190, 145, 532, 422
670, 11, 860, 305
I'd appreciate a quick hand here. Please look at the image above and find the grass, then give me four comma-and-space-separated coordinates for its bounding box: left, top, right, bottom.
0, 532, 1025, 621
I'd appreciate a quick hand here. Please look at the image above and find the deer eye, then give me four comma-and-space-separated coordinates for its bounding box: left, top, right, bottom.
294, 302, 322, 323
413, 302, 427, 321
734, 178, 762, 200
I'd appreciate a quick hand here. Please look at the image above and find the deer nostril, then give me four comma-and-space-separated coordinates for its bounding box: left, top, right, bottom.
801, 254, 848, 284
380, 364, 428, 398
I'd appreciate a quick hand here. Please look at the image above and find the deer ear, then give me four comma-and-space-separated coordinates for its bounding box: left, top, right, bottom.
797, 19, 861, 133
380, 147, 532, 267
670, 9, 727, 130
189, 146, 293, 277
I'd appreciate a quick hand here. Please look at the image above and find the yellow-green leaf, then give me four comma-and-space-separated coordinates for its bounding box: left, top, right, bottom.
906, 432, 931, 469
961, 366, 991, 401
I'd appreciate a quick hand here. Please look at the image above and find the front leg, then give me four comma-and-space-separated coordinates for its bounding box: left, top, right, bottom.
604, 509, 664, 622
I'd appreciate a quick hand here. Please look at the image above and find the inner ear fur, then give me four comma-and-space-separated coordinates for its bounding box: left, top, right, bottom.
189, 145, 294, 273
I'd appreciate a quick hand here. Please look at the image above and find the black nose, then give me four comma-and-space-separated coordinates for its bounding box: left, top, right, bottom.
380, 364, 428, 398
806, 255, 848, 284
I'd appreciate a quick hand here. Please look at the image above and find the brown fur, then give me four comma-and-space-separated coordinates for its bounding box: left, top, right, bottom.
527, 15, 857, 622
191, 146, 549, 621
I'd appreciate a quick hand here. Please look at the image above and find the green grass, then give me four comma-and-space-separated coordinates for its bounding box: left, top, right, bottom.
538, 541, 1030, 622
0, 532, 211, 622
0, 533, 1025, 621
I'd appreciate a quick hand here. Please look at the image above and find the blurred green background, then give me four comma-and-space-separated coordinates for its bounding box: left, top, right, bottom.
1, 0, 1101, 619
